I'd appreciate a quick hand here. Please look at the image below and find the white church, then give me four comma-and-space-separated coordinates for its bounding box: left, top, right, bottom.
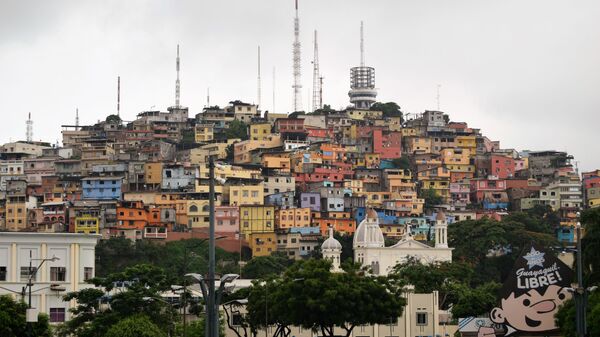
322, 208, 452, 275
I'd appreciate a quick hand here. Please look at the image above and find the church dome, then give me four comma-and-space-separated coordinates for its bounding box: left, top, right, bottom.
436, 209, 446, 222
322, 227, 342, 251
353, 209, 385, 248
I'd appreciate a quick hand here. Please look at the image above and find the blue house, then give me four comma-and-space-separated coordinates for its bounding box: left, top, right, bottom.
82, 177, 123, 200
557, 226, 575, 244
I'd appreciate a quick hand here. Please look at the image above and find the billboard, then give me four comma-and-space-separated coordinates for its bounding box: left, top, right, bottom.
489, 243, 573, 336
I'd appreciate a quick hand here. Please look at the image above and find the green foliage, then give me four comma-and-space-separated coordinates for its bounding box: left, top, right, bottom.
391, 156, 410, 170
555, 292, 600, 337
175, 316, 226, 337
105, 114, 122, 124
370, 102, 403, 121
58, 265, 175, 337
241, 252, 292, 279
0, 295, 52, 337
242, 259, 405, 337
448, 282, 501, 318
182, 129, 196, 144
448, 214, 557, 285
225, 143, 235, 162
419, 188, 443, 210
311, 104, 336, 115
582, 207, 600, 285
225, 120, 249, 141
95, 237, 239, 284
104, 315, 166, 337
391, 259, 473, 294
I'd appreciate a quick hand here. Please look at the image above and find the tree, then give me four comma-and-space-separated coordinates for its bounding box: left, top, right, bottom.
555, 292, 600, 337
0, 295, 51, 337
448, 282, 500, 318
582, 207, 600, 285
311, 104, 336, 115
104, 315, 166, 337
419, 188, 443, 210
105, 114, 122, 124
58, 264, 175, 337
95, 238, 239, 284
242, 259, 406, 337
448, 216, 557, 285
391, 156, 410, 170
370, 102, 403, 121
225, 143, 236, 162
241, 252, 292, 279
225, 120, 249, 141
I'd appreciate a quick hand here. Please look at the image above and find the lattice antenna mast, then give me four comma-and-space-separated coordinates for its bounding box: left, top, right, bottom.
175, 44, 181, 108
436, 84, 441, 111
292, 0, 303, 112
75, 108, 80, 129
117, 76, 121, 116
206, 87, 210, 107
26, 112, 33, 142
360, 21, 365, 67
257, 46, 261, 109
311, 30, 321, 112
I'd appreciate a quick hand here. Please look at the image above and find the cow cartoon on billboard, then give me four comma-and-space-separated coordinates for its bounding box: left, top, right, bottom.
489, 243, 573, 336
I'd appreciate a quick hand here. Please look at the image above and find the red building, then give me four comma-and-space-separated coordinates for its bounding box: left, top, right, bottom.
373, 130, 402, 160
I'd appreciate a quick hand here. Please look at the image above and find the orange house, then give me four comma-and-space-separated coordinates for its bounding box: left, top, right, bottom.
117, 201, 148, 230
314, 211, 356, 236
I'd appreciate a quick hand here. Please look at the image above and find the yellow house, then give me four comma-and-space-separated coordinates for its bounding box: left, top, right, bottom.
261, 154, 291, 173
455, 135, 477, 154
74, 216, 100, 234
277, 208, 312, 229
418, 166, 451, 201
145, 163, 163, 185
343, 179, 364, 194
189, 142, 233, 164
5, 198, 26, 231
234, 135, 282, 164
406, 137, 432, 154
248, 232, 277, 257
401, 128, 418, 137
249, 123, 272, 141
187, 199, 210, 228
346, 109, 383, 120
239, 205, 275, 235
229, 184, 264, 206
194, 124, 214, 143
356, 191, 395, 207
384, 169, 415, 193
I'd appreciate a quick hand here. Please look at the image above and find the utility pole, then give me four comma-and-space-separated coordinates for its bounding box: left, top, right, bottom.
575, 219, 586, 337
208, 156, 217, 337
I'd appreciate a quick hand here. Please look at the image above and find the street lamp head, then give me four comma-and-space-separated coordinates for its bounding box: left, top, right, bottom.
185, 273, 204, 283
49, 256, 60, 262
220, 274, 239, 284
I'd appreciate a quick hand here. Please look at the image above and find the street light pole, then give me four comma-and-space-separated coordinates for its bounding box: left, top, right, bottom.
575, 220, 586, 337
208, 156, 217, 337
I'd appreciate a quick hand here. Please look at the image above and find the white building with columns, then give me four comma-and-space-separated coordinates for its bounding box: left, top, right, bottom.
353, 209, 452, 276
0, 232, 100, 323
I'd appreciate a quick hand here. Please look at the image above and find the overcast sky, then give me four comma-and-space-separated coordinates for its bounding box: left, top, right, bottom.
1, 0, 599, 171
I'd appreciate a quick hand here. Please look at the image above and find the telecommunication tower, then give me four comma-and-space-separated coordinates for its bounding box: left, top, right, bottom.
26, 113, 33, 142
292, 0, 303, 112
257, 46, 262, 109
311, 30, 321, 112
175, 44, 181, 108
348, 21, 377, 109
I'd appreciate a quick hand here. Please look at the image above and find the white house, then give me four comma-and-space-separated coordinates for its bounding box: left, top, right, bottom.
353, 209, 453, 276
0, 232, 100, 323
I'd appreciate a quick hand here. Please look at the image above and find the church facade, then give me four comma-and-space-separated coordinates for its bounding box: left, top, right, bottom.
353, 209, 453, 275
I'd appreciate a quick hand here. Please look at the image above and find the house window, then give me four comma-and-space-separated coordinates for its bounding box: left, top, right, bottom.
49, 308, 66, 322
50, 267, 66, 282
416, 312, 427, 325
0, 266, 6, 281
20, 267, 36, 282
84, 267, 94, 281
